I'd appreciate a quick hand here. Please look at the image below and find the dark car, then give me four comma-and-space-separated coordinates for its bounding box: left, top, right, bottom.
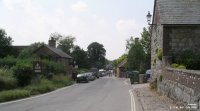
76, 74, 89, 83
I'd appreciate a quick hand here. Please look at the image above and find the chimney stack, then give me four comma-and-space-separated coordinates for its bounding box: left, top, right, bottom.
135, 38, 139, 44
48, 37, 56, 48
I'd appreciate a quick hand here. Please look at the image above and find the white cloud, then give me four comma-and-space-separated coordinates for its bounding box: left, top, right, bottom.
71, 1, 88, 12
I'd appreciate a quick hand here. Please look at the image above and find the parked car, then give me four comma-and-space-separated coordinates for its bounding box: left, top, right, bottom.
90, 68, 99, 78
76, 73, 89, 83
99, 69, 106, 77
145, 69, 151, 80
86, 72, 96, 81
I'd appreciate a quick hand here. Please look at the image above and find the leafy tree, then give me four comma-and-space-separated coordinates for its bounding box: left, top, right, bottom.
141, 27, 151, 55
127, 39, 146, 73
57, 35, 76, 54
18, 42, 44, 59
112, 54, 127, 69
126, 36, 134, 50
141, 27, 151, 69
50, 32, 62, 41
87, 42, 106, 69
71, 46, 89, 69
0, 29, 13, 58
50, 32, 76, 54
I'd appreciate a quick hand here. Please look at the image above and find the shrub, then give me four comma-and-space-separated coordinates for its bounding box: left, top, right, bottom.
171, 63, 186, 69
25, 79, 55, 95
178, 65, 186, 69
0, 89, 30, 102
0, 77, 17, 91
52, 74, 73, 87
171, 63, 179, 68
156, 48, 162, 60
158, 74, 163, 82
26, 75, 72, 95
0, 56, 18, 68
0, 68, 17, 91
12, 60, 35, 87
42, 60, 65, 75
173, 50, 200, 70
150, 78, 157, 90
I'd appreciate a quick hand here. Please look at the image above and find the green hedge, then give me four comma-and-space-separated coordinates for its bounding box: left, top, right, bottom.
26, 75, 72, 95
0, 75, 73, 103
173, 50, 200, 70
156, 48, 162, 60
51, 74, 73, 87
25, 79, 55, 95
0, 89, 30, 102
0, 68, 17, 91
0, 77, 17, 91
0, 57, 18, 68
12, 60, 35, 87
42, 59, 65, 75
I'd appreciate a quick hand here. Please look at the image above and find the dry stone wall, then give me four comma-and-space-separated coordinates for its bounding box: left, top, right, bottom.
158, 68, 200, 111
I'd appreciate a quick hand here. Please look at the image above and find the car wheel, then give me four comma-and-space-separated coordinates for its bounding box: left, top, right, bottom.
86, 79, 89, 83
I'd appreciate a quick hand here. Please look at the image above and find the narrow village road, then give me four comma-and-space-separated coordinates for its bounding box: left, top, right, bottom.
0, 77, 132, 111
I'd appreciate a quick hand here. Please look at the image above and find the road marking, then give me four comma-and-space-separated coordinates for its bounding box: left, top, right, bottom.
129, 89, 136, 111
124, 81, 129, 85
0, 84, 77, 106
123, 79, 129, 85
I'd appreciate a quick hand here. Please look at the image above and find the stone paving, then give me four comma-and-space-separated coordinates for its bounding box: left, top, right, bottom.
131, 83, 177, 111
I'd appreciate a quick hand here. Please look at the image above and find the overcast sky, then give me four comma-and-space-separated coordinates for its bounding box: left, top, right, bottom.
0, 0, 154, 60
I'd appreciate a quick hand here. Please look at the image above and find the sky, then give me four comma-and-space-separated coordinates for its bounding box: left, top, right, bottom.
0, 0, 154, 60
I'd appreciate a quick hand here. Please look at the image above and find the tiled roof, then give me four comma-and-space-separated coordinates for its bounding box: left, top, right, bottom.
157, 0, 200, 24
45, 45, 72, 59
35, 45, 72, 59
117, 59, 127, 68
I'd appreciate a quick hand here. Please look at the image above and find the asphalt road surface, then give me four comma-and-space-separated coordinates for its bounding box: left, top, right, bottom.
0, 77, 132, 111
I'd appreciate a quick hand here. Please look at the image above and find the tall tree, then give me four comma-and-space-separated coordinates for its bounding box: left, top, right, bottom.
57, 35, 76, 54
0, 29, 13, 58
87, 42, 106, 69
141, 27, 151, 69
50, 32, 62, 41
18, 42, 44, 59
126, 36, 134, 50
127, 39, 146, 73
71, 45, 89, 69
112, 54, 127, 69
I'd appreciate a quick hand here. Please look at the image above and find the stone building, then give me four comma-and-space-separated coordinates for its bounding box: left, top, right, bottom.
116, 59, 127, 78
34, 37, 73, 75
151, 0, 200, 80
151, 0, 200, 109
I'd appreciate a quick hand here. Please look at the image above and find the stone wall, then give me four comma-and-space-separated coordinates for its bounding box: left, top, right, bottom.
151, 2, 164, 81
158, 68, 200, 111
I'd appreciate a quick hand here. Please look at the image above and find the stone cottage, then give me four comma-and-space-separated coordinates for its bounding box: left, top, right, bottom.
151, 0, 200, 109
34, 37, 73, 75
151, 0, 200, 79
116, 59, 127, 78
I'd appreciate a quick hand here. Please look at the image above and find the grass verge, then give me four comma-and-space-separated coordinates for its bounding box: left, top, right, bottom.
0, 75, 73, 103
0, 89, 30, 102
